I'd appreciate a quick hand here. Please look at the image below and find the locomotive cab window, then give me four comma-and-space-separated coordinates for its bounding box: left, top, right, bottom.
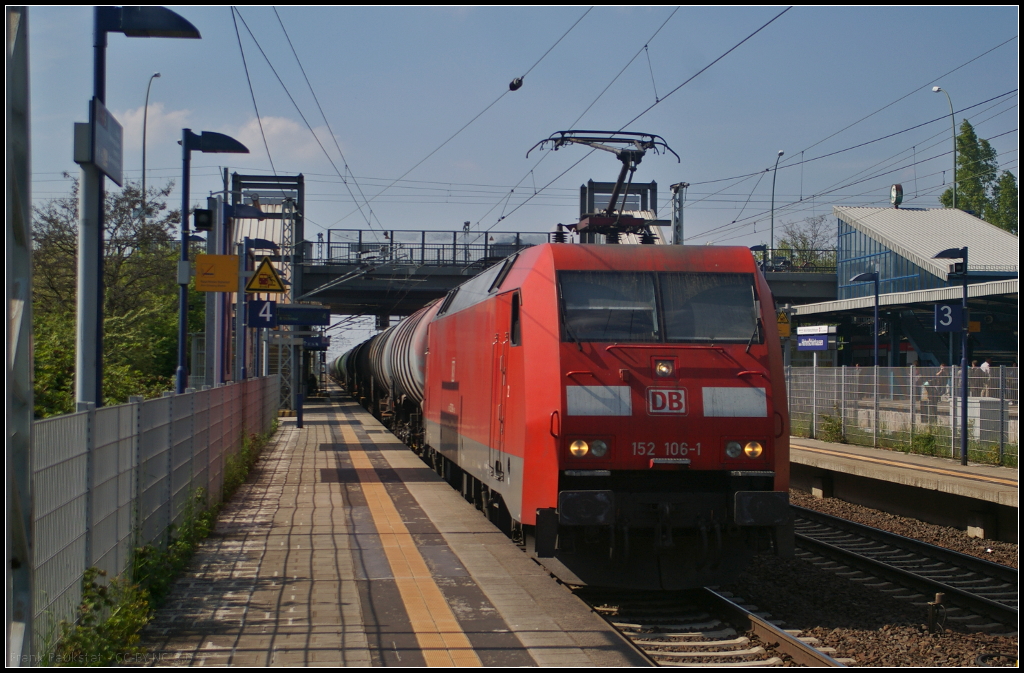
558, 271, 659, 342
510, 292, 522, 346
557, 271, 759, 344
661, 273, 759, 343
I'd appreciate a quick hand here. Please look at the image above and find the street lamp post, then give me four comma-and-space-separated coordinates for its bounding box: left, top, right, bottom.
177, 129, 249, 394
770, 150, 784, 259
933, 247, 969, 465
141, 72, 160, 227
850, 271, 880, 366
933, 86, 956, 210
75, 6, 199, 408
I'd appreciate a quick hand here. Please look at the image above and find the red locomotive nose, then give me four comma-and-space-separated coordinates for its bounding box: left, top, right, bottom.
339, 241, 791, 591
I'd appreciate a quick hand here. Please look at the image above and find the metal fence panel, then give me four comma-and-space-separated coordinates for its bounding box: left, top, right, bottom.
788, 366, 1018, 466
137, 396, 172, 548
169, 395, 194, 529
31, 412, 90, 639
31, 376, 280, 649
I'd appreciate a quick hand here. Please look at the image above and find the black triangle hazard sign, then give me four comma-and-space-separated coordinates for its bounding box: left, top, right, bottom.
246, 258, 287, 293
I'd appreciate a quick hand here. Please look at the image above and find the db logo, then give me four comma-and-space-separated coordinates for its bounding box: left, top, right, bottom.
647, 388, 687, 415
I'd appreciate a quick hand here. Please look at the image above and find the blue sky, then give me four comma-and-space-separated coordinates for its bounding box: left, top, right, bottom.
27, 6, 1018, 350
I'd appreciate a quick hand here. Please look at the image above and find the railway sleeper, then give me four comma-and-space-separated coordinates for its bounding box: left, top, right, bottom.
636, 636, 752, 650
631, 628, 739, 640
649, 646, 767, 659
656, 657, 784, 667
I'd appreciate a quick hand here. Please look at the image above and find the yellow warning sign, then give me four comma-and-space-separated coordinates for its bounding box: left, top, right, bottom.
195, 254, 239, 292
246, 258, 286, 293
777, 311, 791, 338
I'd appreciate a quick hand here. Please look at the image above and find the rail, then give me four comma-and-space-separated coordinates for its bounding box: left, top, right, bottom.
793, 506, 1018, 625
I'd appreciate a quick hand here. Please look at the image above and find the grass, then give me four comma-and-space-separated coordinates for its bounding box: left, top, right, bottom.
789, 411, 1016, 467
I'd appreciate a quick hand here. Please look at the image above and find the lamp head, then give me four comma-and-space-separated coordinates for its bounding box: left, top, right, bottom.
153, 72, 162, 78
932, 86, 942, 93
777, 150, 784, 157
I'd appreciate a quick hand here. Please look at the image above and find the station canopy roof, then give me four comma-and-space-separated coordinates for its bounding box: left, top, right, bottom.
833, 206, 1019, 282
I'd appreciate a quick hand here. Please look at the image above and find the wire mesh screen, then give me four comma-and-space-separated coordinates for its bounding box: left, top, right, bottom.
787, 366, 1018, 466
31, 375, 280, 652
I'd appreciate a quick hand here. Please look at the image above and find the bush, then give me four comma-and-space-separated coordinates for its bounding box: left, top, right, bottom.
49, 569, 150, 666
817, 407, 847, 444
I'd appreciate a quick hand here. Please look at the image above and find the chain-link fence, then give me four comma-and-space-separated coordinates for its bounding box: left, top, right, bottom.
787, 366, 1018, 467
31, 375, 279, 652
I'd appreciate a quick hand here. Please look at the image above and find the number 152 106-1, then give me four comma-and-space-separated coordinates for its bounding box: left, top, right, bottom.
631, 441, 701, 457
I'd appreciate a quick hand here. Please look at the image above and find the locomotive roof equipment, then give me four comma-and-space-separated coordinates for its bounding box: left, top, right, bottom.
527, 131, 679, 242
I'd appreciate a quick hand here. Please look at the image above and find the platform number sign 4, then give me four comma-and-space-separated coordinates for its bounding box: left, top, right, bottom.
934, 303, 963, 333
248, 300, 278, 328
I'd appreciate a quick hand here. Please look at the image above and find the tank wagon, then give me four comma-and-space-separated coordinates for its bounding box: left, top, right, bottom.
332, 242, 793, 589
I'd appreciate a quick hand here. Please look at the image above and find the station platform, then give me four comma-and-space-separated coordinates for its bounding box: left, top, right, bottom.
789, 437, 1018, 541
137, 396, 648, 667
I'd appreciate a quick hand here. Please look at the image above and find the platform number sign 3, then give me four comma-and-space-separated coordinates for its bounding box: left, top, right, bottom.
934, 303, 963, 333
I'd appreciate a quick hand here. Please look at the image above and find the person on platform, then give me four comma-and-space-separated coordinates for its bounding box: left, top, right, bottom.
969, 360, 982, 397
921, 364, 947, 425
980, 358, 993, 397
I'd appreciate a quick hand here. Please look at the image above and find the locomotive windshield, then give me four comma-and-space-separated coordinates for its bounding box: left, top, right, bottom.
558, 271, 758, 344
559, 271, 659, 342
661, 273, 757, 343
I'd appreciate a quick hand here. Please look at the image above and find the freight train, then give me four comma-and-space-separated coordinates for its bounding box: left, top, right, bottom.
331, 241, 794, 590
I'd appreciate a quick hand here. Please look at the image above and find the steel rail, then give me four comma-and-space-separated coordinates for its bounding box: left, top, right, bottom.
793, 506, 1017, 624
699, 588, 846, 667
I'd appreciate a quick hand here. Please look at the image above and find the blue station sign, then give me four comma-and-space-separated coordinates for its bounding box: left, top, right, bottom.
934, 303, 964, 333
277, 305, 331, 326
797, 335, 832, 351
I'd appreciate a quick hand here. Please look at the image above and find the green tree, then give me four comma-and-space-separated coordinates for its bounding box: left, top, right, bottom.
990, 171, 1018, 235
939, 119, 998, 220
32, 177, 205, 416
773, 213, 837, 269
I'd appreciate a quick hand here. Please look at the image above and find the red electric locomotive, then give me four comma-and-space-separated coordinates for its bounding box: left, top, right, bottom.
334, 242, 793, 590
333, 132, 793, 589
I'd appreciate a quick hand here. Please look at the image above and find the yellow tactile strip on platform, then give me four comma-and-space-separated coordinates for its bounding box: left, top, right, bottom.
337, 420, 483, 667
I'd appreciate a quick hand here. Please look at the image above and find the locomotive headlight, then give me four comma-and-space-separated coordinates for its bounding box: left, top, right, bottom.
744, 441, 764, 459
570, 440, 590, 457
590, 440, 609, 458
726, 441, 743, 458
654, 360, 674, 377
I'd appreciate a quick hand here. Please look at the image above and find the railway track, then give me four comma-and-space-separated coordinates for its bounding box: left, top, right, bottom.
576, 586, 847, 667
793, 505, 1018, 629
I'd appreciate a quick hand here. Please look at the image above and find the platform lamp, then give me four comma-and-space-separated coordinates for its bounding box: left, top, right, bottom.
933, 246, 969, 465
849, 271, 880, 366
141, 72, 160, 227
177, 129, 249, 394
769, 150, 784, 259
933, 87, 956, 210
76, 6, 200, 408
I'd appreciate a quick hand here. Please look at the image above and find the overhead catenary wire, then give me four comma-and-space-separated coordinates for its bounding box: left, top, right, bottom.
231, 7, 279, 184
478, 7, 792, 234
702, 132, 1018, 242
233, 7, 384, 236
273, 6, 383, 237
465, 7, 680, 239
330, 6, 595, 229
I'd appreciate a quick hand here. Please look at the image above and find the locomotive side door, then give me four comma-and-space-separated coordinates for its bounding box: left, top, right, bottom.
488, 292, 514, 483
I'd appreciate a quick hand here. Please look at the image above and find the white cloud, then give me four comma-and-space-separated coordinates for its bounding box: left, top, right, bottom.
232, 116, 339, 165
117, 102, 192, 153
